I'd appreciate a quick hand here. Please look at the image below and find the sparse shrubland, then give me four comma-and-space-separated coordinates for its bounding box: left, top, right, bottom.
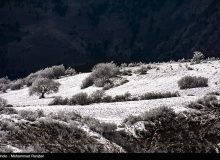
103, 106, 220, 153
0, 109, 120, 153
5, 118, 109, 153
178, 76, 208, 89
49, 90, 181, 106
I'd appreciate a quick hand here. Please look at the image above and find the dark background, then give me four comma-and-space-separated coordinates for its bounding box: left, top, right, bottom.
0, 0, 220, 79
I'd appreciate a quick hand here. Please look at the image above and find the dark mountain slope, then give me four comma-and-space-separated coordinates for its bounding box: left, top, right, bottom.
0, 0, 219, 78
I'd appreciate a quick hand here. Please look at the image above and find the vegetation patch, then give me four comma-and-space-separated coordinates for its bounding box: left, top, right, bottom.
178, 76, 208, 89
140, 92, 180, 100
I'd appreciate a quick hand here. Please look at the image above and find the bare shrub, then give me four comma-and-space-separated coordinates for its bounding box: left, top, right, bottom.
29, 78, 61, 99
178, 76, 208, 89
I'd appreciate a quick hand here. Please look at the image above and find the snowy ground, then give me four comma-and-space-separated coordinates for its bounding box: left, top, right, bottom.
1, 60, 220, 124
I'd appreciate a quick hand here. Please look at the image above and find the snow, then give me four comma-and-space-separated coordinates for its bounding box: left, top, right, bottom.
1, 60, 220, 124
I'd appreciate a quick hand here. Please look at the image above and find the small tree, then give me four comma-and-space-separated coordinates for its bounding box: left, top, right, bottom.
29, 78, 61, 99
191, 51, 205, 64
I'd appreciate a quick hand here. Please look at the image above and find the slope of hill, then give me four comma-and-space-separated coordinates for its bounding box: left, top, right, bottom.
1, 60, 220, 124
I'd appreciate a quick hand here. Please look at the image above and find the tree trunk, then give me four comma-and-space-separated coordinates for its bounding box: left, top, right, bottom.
40, 92, 45, 99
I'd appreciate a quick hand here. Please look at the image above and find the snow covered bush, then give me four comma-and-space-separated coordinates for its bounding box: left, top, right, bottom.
10, 79, 24, 90
191, 51, 205, 64
49, 96, 69, 106
104, 106, 220, 153
178, 76, 208, 89
69, 92, 90, 105
81, 62, 119, 88
18, 110, 45, 122
6, 116, 109, 153
25, 73, 40, 87
65, 67, 77, 76
120, 69, 132, 76
0, 76, 11, 93
103, 82, 114, 90
102, 95, 114, 103
140, 91, 180, 100
135, 66, 148, 75
0, 98, 16, 115
90, 90, 105, 103
81, 76, 94, 89
40, 65, 66, 79
114, 92, 131, 102
188, 95, 220, 113
25, 65, 66, 86
29, 78, 61, 99
93, 78, 109, 88
0, 76, 10, 84
120, 63, 128, 68
0, 97, 7, 108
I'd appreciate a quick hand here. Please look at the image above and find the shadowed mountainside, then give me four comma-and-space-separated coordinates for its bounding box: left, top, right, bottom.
0, 0, 220, 79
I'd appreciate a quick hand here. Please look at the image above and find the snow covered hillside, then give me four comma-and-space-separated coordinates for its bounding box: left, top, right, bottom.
1, 60, 220, 124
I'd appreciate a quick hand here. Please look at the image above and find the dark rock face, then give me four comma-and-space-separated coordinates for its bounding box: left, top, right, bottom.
0, 0, 219, 79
